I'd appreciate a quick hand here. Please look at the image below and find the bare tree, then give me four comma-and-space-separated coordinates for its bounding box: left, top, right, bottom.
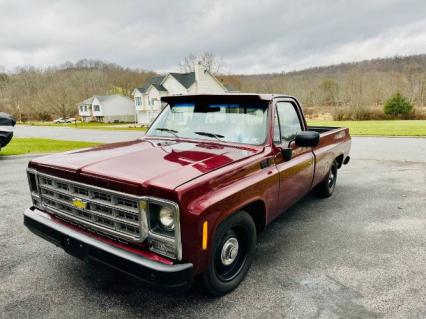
180, 51, 222, 73
180, 54, 197, 73
319, 79, 339, 106
40, 73, 77, 119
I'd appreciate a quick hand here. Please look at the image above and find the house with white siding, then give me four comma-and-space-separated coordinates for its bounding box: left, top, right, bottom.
78, 95, 136, 123
132, 63, 237, 124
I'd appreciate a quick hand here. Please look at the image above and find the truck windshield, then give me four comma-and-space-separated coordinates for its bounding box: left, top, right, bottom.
146, 101, 269, 145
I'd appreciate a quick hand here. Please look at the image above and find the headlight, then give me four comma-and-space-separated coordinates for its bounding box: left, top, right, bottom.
159, 207, 175, 231
28, 172, 38, 193
148, 203, 176, 236
27, 168, 41, 207
147, 200, 181, 260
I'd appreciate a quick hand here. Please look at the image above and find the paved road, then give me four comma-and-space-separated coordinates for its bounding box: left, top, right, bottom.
0, 138, 425, 319
351, 136, 426, 162
14, 125, 143, 143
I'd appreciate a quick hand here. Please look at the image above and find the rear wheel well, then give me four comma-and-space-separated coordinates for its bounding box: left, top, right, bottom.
336, 154, 344, 168
240, 200, 266, 234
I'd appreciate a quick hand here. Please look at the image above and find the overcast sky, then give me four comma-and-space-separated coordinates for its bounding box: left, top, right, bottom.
0, 0, 425, 74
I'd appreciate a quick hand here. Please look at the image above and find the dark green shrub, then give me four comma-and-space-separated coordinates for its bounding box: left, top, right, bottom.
384, 92, 413, 116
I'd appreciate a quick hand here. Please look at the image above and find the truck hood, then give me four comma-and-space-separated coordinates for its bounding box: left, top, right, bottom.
31, 139, 260, 191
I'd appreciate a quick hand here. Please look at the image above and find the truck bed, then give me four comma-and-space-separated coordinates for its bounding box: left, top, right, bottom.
307, 125, 351, 187
307, 126, 341, 134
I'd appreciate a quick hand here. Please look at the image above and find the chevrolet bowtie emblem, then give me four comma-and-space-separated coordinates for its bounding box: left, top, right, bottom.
72, 198, 87, 210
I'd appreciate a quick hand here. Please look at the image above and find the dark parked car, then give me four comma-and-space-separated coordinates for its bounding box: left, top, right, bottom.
0, 112, 16, 150
24, 94, 351, 295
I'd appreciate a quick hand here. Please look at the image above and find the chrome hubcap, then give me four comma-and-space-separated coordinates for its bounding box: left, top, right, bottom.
221, 237, 239, 266
328, 170, 335, 188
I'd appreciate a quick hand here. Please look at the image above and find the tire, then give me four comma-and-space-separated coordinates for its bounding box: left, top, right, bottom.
316, 160, 338, 198
202, 211, 256, 296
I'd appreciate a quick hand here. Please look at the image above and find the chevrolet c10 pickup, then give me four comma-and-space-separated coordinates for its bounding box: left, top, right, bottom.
24, 94, 351, 295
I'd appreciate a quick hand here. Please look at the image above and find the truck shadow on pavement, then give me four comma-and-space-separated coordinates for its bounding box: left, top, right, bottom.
69, 194, 319, 289
80, 193, 320, 293
54, 186, 382, 319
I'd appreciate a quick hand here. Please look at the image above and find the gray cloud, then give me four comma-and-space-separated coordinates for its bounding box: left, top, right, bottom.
0, 0, 425, 73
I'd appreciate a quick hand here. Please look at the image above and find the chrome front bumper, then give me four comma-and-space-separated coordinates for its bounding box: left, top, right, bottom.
24, 207, 193, 291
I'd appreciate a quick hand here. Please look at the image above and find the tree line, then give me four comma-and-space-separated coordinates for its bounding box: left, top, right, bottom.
220, 54, 426, 119
1, 55, 425, 121
0, 59, 155, 121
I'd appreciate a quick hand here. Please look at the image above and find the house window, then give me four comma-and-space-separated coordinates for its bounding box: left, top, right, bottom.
94, 105, 100, 112
135, 97, 142, 106
80, 106, 83, 112
84, 105, 88, 112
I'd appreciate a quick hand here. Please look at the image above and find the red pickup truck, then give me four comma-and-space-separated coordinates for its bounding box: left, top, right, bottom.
24, 94, 351, 295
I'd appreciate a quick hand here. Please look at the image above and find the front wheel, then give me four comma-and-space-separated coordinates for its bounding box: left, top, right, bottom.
202, 211, 256, 296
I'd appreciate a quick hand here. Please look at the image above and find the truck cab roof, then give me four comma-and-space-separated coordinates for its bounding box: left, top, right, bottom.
161, 93, 295, 103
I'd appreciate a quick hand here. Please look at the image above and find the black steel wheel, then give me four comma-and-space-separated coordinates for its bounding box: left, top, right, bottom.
316, 160, 338, 198
202, 211, 256, 296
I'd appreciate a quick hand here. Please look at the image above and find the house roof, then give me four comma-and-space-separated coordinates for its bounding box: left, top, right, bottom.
79, 96, 95, 105
78, 95, 128, 105
136, 72, 196, 94
136, 76, 166, 93
136, 70, 238, 95
152, 83, 168, 92
169, 72, 196, 89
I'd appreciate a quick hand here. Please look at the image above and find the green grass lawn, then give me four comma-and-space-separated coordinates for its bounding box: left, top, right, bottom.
21, 121, 147, 131
307, 120, 426, 136
0, 138, 101, 156
15, 120, 426, 137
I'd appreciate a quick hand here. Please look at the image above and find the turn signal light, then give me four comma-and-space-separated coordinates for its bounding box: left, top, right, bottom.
202, 221, 208, 250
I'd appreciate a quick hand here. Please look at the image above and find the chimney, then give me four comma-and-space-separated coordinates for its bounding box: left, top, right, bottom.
194, 61, 204, 82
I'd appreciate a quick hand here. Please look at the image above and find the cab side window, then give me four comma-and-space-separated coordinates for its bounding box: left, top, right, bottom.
276, 102, 302, 144
273, 114, 281, 143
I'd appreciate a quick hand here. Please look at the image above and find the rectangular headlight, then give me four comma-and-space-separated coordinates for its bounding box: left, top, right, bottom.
149, 203, 176, 236
146, 199, 181, 260
27, 169, 38, 193
27, 169, 41, 207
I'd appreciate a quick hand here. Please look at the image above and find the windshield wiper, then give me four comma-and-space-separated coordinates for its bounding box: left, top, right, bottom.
194, 131, 224, 142
156, 128, 179, 138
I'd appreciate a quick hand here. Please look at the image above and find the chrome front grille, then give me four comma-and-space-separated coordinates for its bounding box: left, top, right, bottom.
34, 172, 148, 242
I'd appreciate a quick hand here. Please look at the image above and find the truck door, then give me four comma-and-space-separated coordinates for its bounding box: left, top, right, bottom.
272, 100, 315, 219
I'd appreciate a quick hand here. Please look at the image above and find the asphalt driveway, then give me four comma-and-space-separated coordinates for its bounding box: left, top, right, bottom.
0, 137, 425, 319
